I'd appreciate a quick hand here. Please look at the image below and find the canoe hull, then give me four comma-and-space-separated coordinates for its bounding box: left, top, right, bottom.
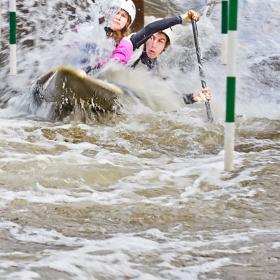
31, 66, 129, 120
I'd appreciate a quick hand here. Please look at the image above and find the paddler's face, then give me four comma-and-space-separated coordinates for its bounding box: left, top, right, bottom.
145, 32, 169, 59
110, 9, 129, 31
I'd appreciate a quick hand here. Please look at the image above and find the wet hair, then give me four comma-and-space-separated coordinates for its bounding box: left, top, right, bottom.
111, 25, 131, 45
145, 32, 170, 53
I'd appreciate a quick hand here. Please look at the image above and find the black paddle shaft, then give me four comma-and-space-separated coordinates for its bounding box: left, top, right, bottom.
191, 18, 213, 122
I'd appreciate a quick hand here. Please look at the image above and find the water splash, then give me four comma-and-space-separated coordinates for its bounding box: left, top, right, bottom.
1, 0, 280, 120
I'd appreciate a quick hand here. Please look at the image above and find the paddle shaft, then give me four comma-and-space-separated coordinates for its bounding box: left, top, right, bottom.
190, 18, 213, 122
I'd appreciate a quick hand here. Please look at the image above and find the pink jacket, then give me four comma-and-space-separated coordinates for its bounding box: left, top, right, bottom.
98, 37, 133, 67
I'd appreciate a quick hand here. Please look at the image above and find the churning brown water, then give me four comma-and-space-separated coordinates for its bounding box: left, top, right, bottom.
0, 0, 280, 279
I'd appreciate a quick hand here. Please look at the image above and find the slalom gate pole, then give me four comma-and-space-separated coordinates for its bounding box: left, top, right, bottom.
10, 0, 17, 75
221, 0, 228, 65
189, 13, 213, 122
224, 0, 238, 171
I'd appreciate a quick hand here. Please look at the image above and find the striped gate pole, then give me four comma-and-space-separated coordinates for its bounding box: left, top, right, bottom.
224, 0, 238, 171
9, 0, 17, 75
221, 0, 228, 65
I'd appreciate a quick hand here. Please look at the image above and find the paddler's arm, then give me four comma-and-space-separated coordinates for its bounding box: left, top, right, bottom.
130, 10, 200, 50
183, 88, 212, 104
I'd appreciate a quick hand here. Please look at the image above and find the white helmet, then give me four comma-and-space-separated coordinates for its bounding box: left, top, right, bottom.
162, 26, 173, 45
120, 0, 136, 27
150, 18, 173, 45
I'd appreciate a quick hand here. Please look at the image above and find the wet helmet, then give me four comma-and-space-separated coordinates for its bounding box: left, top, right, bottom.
120, 0, 136, 27
150, 18, 173, 45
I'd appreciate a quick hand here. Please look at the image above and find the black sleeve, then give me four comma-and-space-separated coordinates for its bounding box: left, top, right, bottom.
130, 16, 181, 51
183, 93, 196, 105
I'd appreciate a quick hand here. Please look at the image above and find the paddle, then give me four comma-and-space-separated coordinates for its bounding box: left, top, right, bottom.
189, 12, 213, 122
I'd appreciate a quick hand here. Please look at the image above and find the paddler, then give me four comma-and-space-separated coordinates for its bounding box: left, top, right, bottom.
129, 18, 212, 104
79, 3, 202, 74
79, 5, 211, 104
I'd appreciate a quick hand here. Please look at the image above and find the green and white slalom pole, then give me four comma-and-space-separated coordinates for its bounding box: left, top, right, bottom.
221, 0, 228, 65
224, 0, 238, 171
9, 0, 17, 75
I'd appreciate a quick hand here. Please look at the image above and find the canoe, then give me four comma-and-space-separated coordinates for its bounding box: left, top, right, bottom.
31, 66, 133, 120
